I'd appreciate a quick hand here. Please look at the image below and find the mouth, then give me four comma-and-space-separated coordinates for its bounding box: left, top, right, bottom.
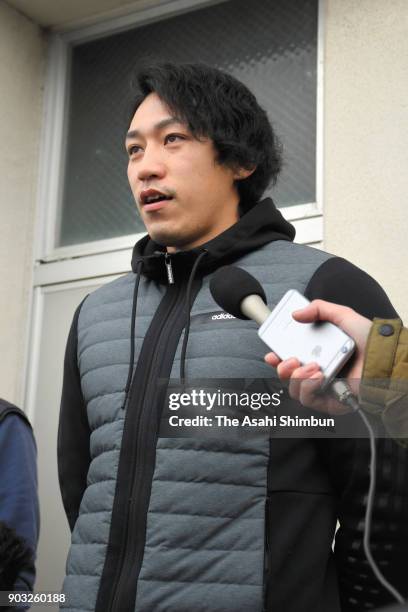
140, 189, 174, 211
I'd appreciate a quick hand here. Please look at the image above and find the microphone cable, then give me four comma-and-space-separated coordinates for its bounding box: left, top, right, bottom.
331, 381, 405, 606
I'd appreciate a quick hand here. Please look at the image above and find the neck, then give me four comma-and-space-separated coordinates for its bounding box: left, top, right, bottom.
166, 221, 237, 253
166, 207, 240, 253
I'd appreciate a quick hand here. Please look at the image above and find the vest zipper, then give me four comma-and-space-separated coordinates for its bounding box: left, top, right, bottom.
97, 275, 200, 612
165, 253, 174, 284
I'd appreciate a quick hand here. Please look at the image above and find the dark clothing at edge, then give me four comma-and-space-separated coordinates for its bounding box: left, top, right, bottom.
0, 399, 39, 595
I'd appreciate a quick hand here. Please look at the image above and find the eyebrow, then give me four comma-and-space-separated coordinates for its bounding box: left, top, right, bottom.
126, 117, 184, 140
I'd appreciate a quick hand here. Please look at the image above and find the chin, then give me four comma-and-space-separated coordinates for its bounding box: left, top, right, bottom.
147, 218, 201, 250
147, 226, 185, 248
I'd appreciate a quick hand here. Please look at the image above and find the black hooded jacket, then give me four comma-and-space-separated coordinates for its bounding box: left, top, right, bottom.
58, 199, 408, 611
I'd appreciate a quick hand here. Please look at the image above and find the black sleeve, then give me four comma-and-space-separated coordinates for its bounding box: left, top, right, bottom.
305, 256, 398, 320
57, 298, 91, 532
307, 257, 408, 610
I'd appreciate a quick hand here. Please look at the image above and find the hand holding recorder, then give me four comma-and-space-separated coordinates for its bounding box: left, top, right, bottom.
264, 299, 372, 413
210, 265, 369, 414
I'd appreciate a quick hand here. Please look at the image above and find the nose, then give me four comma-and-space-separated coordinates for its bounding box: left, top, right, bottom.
135, 145, 166, 182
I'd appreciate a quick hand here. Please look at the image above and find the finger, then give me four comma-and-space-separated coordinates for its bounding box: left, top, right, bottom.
287, 363, 320, 399
298, 372, 325, 407
298, 392, 345, 415
276, 358, 302, 380
292, 300, 351, 326
264, 352, 281, 367
309, 394, 352, 416
295, 373, 351, 415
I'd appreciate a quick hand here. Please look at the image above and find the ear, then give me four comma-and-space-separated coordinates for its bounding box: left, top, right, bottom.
233, 166, 256, 180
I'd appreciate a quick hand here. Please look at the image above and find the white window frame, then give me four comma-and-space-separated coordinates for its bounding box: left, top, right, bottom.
34, 0, 324, 287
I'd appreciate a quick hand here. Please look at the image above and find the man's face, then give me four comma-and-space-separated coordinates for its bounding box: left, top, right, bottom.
126, 93, 244, 251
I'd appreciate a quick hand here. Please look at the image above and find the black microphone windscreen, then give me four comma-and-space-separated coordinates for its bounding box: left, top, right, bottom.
209, 266, 267, 320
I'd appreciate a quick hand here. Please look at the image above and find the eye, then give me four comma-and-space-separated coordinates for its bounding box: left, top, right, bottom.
164, 133, 185, 145
127, 144, 143, 157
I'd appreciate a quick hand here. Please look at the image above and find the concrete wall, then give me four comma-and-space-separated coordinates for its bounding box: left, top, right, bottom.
0, 3, 45, 402
324, 0, 408, 322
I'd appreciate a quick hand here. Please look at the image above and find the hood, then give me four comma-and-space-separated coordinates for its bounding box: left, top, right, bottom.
131, 197, 295, 283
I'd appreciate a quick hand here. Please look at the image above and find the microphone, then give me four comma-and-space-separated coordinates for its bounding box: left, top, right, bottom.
209, 265, 270, 325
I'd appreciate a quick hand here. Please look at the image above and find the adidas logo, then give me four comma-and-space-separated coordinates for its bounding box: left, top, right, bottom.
211, 313, 235, 320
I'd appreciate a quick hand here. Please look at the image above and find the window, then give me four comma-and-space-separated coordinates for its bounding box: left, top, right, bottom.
56, 0, 318, 248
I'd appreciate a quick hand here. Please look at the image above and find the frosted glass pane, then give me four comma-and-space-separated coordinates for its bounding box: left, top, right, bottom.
59, 0, 317, 247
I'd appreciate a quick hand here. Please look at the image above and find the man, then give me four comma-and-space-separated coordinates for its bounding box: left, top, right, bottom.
265, 300, 408, 446
58, 63, 408, 612
0, 398, 39, 597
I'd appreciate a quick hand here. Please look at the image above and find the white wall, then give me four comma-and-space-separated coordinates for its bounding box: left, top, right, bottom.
0, 3, 45, 402
324, 0, 408, 322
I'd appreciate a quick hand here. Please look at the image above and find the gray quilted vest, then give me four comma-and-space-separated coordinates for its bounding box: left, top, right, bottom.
62, 239, 333, 612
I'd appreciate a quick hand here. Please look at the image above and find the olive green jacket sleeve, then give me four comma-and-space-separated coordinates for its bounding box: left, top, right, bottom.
360, 318, 408, 447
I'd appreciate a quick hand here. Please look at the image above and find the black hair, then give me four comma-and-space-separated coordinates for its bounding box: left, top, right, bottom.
128, 62, 282, 210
